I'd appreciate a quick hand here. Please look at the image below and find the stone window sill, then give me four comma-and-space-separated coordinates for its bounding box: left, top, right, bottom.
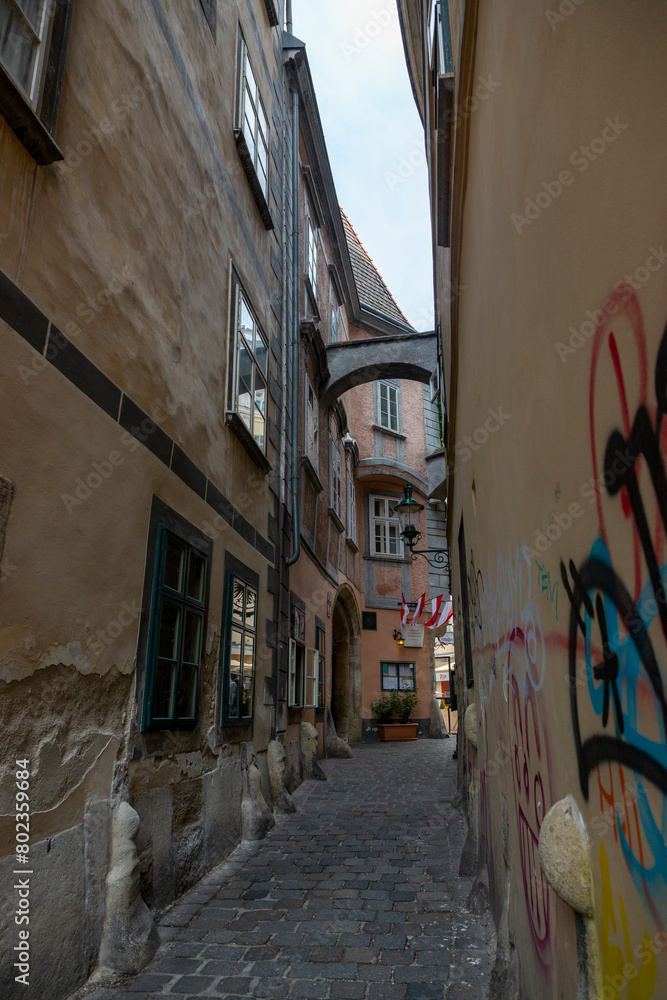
226, 411, 271, 474
0, 64, 63, 165
234, 129, 274, 230
301, 454, 323, 493
373, 423, 406, 441
328, 506, 345, 534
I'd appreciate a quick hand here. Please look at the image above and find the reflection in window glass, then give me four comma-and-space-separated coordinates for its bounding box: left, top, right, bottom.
224, 578, 257, 723
234, 287, 268, 452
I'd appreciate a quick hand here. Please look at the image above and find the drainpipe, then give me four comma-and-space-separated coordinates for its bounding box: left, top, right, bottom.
285, 0, 293, 34
286, 85, 301, 568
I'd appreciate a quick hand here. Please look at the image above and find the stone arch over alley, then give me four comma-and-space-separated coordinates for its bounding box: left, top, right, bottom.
330, 583, 362, 744
320, 331, 437, 409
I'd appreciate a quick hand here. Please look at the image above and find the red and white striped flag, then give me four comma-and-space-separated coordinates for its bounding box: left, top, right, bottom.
401, 593, 410, 625
427, 599, 453, 630
423, 595, 443, 628
410, 593, 426, 623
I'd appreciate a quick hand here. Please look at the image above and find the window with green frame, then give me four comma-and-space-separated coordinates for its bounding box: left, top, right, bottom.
381, 661, 416, 692
316, 624, 326, 709
222, 576, 258, 723
143, 527, 208, 729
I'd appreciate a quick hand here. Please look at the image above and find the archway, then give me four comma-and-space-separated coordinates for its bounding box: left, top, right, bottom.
330, 584, 362, 743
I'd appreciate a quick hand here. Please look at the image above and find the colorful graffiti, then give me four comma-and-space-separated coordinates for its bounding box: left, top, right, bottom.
561, 286, 667, 930
509, 669, 553, 965
600, 842, 657, 1000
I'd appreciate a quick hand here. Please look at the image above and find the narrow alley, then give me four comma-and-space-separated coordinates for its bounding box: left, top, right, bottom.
76, 742, 493, 1000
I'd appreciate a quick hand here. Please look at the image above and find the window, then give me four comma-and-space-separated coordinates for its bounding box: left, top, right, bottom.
346, 451, 356, 542
223, 576, 257, 723
428, 0, 453, 75
330, 427, 342, 519
305, 372, 319, 470
306, 213, 317, 291
329, 286, 340, 343
381, 661, 416, 692
144, 527, 208, 729
237, 34, 269, 198
377, 380, 400, 433
1, 0, 51, 105
289, 641, 319, 708
231, 281, 268, 452
0, 0, 73, 163
370, 494, 403, 558
316, 624, 326, 708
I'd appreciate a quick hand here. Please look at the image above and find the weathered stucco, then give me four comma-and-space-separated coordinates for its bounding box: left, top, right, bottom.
415, 0, 667, 996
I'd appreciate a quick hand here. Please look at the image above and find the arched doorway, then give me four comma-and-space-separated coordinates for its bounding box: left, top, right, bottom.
330, 584, 362, 743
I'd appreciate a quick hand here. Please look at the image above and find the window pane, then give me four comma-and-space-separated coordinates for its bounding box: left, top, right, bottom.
232, 580, 245, 623
187, 552, 206, 603
253, 390, 266, 448
243, 115, 256, 161
241, 634, 254, 716
176, 664, 198, 718
0, 4, 37, 94
163, 537, 185, 592
254, 332, 268, 375
374, 498, 386, 518
245, 587, 257, 628
158, 603, 181, 660
388, 525, 399, 555
17, 0, 44, 33
239, 298, 254, 348
182, 611, 202, 664
375, 522, 386, 553
229, 628, 243, 716
153, 660, 176, 718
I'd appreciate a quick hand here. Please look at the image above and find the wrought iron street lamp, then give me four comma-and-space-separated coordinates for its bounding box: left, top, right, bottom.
395, 482, 450, 572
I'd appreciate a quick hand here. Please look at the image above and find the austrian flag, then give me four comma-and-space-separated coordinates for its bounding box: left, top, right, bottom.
427, 599, 453, 630
401, 593, 410, 625
410, 593, 425, 623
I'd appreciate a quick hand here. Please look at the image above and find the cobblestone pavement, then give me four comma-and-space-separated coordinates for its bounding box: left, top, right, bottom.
78, 740, 495, 1000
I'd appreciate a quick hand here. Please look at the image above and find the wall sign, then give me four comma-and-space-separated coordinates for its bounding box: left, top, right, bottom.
401, 623, 424, 647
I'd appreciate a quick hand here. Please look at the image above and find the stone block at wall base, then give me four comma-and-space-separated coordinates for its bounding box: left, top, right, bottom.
0, 826, 88, 1000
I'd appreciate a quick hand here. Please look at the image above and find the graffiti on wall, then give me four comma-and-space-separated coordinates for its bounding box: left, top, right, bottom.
463, 541, 555, 966
561, 285, 667, 931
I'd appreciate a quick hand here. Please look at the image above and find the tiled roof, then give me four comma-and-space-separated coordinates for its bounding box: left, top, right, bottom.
341, 209, 414, 330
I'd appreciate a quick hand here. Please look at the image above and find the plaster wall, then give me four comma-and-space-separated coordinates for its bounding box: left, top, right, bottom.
0, 1, 289, 996
446, 2, 667, 996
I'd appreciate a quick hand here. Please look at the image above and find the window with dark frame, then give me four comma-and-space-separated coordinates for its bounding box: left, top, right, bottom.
346, 450, 356, 542
330, 423, 342, 519
306, 209, 318, 292
316, 623, 325, 708
229, 275, 268, 454
306, 371, 319, 470
381, 661, 416, 692
236, 32, 269, 198
143, 527, 208, 729
222, 575, 258, 724
0, 0, 74, 164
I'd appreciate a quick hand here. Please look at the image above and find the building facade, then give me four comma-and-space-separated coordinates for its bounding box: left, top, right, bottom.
400, 1, 667, 998
0, 3, 443, 998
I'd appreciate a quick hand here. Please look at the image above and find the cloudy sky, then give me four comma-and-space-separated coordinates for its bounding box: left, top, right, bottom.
291, 0, 433, 332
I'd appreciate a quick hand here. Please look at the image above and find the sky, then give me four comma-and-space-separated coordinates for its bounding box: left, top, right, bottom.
291, 0, 434, 332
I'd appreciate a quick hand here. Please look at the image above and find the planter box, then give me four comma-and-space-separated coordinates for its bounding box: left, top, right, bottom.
378, 722, 418, 742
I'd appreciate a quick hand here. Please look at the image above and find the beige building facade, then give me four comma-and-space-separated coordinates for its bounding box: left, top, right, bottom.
400, 1, 667, 997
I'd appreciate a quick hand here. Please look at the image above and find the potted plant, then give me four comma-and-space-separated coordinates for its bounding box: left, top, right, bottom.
371, 690, 419, 741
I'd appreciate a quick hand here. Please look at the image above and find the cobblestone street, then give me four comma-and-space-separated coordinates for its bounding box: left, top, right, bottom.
78, 741, 494, 1000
